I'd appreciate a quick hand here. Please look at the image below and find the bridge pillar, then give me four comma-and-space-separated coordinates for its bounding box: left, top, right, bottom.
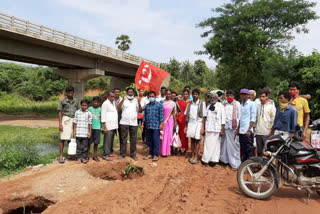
109, 77, 135, 91
55, 68, 104, 101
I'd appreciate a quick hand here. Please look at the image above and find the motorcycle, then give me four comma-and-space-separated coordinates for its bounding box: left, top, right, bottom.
237, 119, 320, 203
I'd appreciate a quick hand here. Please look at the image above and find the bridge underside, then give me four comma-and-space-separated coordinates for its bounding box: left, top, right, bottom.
0, 30, 138, 99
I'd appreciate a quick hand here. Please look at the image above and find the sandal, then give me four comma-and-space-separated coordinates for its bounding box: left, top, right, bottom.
93, 156, 100, 162
143, 155, 153, 160
58, 157, 65, 164
152, 156, 159, 162
82, 159, 88, 164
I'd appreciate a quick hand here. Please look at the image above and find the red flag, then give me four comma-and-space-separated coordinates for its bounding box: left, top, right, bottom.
135, 61, 170, 95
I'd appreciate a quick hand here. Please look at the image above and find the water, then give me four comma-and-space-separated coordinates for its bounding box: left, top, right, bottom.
36, 143, 59, 156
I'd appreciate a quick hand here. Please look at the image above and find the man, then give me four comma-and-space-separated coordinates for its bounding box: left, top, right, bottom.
101, 91, 118, 161
289, 82, 311, 139
57, 85, 80, 164
237, 89, 256, 161
141, 91, 164, 162
114, 88, 123, 150
216, 91, 224, 103
269, 91, 297, 139
249, 90, 260, 105
156, 86, 166, 103
185, 89, 206, 164
171, 91, 178, 102
202, 93, 225, 168
255, 88, 276, 157
220, 89, 241, 170
117, 88, 142, 161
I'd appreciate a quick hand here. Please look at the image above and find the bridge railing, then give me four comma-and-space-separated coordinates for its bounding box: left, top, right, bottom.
0, 12, 159, 67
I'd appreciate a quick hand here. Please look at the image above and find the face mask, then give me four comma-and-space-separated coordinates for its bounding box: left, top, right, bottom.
279, 100, 289, 112
290, 90, 299, 98
149, 97, 155, 102
227, 97, 234, 103
127, 95, 134, 100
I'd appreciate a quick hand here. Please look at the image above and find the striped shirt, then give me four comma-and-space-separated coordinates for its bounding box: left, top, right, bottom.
74, 109, 92, 138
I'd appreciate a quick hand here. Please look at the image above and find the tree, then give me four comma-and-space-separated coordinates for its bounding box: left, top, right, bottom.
197, 0, 318, 91
115, 34, 132, 51
193, 59, 209, 85
161, 58, 181, 79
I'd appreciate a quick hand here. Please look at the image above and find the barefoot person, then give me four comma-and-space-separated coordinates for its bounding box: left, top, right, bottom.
73, 99, 92, 164
185, 89, 206, 164
141, 91, 164, 162
101, 91, 118, 161
57, 85, 80, 164
202, 93, 225, 168
88, 96, 102, 161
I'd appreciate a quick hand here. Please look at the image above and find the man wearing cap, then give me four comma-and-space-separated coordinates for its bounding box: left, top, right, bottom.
236, 89, 257, 161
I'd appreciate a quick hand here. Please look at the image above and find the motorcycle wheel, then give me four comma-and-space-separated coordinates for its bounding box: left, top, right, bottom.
237, 159, 278, 200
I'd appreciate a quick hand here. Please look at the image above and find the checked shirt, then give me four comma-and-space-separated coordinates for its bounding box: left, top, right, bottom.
74, 109, 93, 138
143, 102, 164, 130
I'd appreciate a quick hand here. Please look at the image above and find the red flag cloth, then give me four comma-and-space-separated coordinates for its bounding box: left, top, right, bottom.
135, 61, 169, 95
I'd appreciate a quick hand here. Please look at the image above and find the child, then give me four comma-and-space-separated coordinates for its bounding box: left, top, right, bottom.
73, 99, 92, 164
57, 85, 80, 164
88, 96, 102, 162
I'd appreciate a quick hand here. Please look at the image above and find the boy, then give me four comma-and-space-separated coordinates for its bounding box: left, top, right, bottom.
73, 99, 92, 164
185, 88, 207, 164
269, 91, 297, 139
255, 88, 276, 156
57, 85, 80, 164
88, 96, 101, 162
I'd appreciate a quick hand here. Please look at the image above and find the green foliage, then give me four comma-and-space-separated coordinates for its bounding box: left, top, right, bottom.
0, 62, 68, 101
115, 34, 132, 51
121, 163, 137, 176
197, 0, 318, 91
0, 92, 58, 117
85, 76, 111, 90
0, 126, 60, 177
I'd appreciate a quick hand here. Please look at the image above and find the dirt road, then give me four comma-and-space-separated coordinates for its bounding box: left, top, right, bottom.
0, 113, 58, 128
0, 143, 319, 214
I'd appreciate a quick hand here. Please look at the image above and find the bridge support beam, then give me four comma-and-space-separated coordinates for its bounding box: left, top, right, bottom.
55, 68, 104, 101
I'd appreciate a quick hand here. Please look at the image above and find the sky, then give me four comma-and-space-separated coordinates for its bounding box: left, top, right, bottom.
1, 0, 320, 68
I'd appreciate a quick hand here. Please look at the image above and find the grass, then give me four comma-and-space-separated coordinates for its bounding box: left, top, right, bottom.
0, 125, 60, 177
0, 124, 141, 178
0, 92, 58, 118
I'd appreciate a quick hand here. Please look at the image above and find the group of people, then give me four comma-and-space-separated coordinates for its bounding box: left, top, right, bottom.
57, 81, 310, 170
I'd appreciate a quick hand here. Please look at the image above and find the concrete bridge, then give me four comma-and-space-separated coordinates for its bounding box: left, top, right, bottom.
0, 12, 159, 100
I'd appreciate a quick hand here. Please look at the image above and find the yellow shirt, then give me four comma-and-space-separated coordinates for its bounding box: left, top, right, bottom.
290, 96, 310, 126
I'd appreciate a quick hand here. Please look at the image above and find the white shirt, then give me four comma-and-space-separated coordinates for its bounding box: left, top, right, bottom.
205, 102, 226, 132
140, 96, 149, 110
101, 99, 118, 130
120, 98, 139, 126
156, 95, 166, 102
255, 101, 276, 135
184, 99, 207, 123
223, 100, 241, 130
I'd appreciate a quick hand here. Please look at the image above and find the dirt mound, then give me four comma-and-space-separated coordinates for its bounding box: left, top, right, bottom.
3, 195, 54, 214
86, 162, 144, 181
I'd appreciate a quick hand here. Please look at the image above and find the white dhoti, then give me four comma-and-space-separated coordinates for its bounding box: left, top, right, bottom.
202, 132, 221, 163
60, 116, 73, 140
220, 129, 241, 169
186, 119, 203, 140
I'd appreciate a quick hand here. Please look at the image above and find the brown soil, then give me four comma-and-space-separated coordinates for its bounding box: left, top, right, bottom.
0, 143, 320, 214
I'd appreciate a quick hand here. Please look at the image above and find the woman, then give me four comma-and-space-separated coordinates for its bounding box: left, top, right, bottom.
161, 90, 176, 156
176, 89, 190, 153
